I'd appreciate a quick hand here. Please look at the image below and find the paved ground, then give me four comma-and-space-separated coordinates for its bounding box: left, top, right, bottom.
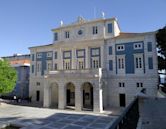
137, 98, 166, 129
0, 102, 122, 129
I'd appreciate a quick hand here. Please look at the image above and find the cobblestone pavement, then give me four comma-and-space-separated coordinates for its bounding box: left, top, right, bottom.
0, 103, 121, 129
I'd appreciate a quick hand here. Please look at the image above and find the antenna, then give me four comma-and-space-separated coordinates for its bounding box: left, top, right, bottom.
60, 20, 63, 26
102, 11, 105, 19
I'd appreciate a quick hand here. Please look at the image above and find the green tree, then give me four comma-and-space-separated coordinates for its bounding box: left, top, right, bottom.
156, 26, 166, 71
0, 59, 17, 94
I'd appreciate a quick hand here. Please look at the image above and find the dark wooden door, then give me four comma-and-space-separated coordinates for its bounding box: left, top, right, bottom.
36, 90, 40, 101
67, 89, 70, 105
119, 94, 126, 107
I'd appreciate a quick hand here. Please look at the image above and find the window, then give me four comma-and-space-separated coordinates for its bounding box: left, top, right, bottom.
37, 53, 42, 58
147, 42, 152, 52
32, 65, 34, 73
54, 63, 57, 70
37, 62, 41, 72
31, 54, 35, 61
54, 32, 58, 41
148, 57, 153, 69
117, 45, 125, 51
47, 62, 52, 70
65, 31, 70, 38
47, 52, 52, 58
91, 48, 100, 56
109, 60, 113, 71
109, 46, 112, 55
36, 82, 40, 86
64, 61, 71, 70
118, 58, 124, 69
135, 57, 143, 69
92, 60, 99, 69
136, 82, 143, 88
119, 82, 125, 87
92, 26, 98, 34
108, 23, 112, 33
63, 51, 71, 59
54, 52, 57, 59
134, 43, 143, 50
78, 61, 84, 69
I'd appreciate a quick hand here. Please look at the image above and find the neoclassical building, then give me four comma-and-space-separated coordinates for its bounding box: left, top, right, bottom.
29, 17, 158, 112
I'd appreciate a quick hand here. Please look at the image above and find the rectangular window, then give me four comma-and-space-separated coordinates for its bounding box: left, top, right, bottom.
118, 58, 125, 69
135, 56, 143, 69
65, 31, 70, 38
91, 48, 100, 56
36, 82, 40, 86
119, 82, 125, 87
109, 60, 113, 71
147, 42, 152, 52
109, 46, 112, 55
92, 59, 99, 69
108, 23, 112, 33
47, 62, 52, 70
37, 53, 42, 58
136, 82, 143, 87
54, 52, 57, 59
63, 61, 71, 70
54, 32, 58, 41
148, 57, 153, 69
32, 65, 34, 73
134, 43, 143, 50
92, 26, 98, 34
31, 54, 35, 61
47, 52, 52, 58
117, 45, 125, 51
78, 61, 84, 69
54, 63, 57, 70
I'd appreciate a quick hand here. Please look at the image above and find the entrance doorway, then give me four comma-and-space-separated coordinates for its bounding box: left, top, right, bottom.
119, 93, 126, 107
66, 82, 75, 107
82, 82, 93, 110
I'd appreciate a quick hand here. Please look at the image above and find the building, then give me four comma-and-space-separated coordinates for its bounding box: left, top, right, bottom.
29, 17, 158, 112
2, 54, 30, 98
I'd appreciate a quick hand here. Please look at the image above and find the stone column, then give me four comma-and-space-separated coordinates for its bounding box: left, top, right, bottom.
75, 85, 82, 111
85, 47, 89, 69
43, 78, 50, 107
58, 83, 66, 109
100, 45, 104, 68
59, 48, 63, 70
93, 82, 103, 113
72, 48, 76, 69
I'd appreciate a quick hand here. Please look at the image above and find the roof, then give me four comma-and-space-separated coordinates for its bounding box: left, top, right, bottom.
29, 43, 53, 49
113, 32, 156, 39
52, 17, 118, 31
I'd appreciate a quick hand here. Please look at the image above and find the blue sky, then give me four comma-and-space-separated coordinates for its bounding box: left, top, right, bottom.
0, 0, 166, 57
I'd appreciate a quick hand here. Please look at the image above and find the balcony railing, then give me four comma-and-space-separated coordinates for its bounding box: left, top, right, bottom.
44, 68, 107, 79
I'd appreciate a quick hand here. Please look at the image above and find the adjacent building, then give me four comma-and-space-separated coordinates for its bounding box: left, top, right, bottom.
29, 17, 158, 112
2, 54, 30, 98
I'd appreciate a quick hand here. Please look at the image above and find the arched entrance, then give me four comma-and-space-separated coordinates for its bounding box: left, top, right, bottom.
50, 83, 58, 108
66, 82, 75, 107
82, 82, 93, 110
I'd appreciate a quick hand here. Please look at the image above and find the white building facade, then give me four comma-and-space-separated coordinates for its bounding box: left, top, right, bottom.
29, 17, 158, 112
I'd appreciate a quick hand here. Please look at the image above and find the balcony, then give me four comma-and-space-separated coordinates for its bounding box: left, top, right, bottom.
44, 68, 107, 79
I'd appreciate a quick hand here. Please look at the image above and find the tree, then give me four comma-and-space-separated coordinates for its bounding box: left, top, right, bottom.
0, 59, 17, 94
156, 26, 166, 85
156, 26, 166, 70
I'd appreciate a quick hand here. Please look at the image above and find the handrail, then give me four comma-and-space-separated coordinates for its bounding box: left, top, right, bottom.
109, 97, 139, 129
